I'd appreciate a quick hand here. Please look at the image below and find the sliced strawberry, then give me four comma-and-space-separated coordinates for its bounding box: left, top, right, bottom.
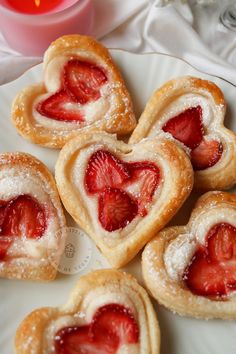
1, 195, 46, 239
55, 326, 103, 354
162, 106, 203, 149
63, 60, 107, 104
184, 252, 227, 297
93, 304, 139, 345
54, 304, 139, 354
0, 201, 7, 230
0, 238, 12, 261
125, 162, 160, 216
84, 151, 160, 230
0, 195, 46, 260
36, 90, 84, 122
85, 150, 130, 194
98, 188, 138, 232
184, 223, 236, 297
0, 201, 11, 260
191, 139, 223, 171
207, 223, 236, 262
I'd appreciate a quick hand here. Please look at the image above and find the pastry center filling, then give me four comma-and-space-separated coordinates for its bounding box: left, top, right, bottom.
36, 59, 108, 122
162, 105, 222, 170
54, 303, 139, 354
183, 223, 236, 298
0, 194, 46, 260
84, 150, 160, 232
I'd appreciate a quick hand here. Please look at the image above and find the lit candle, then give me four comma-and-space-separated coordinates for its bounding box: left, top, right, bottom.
0, 0, 94, 55
6, 0, 64, 14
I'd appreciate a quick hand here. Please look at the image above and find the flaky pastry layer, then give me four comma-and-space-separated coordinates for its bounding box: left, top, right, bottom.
142, 191, 236, 319
130, 76, 236, 190
0, 152, 66, 281
11, 35, 136, 148
55, 131, 193, 268
15, 269, 160, 354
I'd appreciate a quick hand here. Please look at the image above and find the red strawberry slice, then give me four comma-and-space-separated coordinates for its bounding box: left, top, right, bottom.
183, 223, 236, 297
184, 252, 227, 297
0, 238, 12, 261
85, 150, 130, 194
162, 106, 203, 149
0, 195, 46, 261
85, 150, 160, 230
98, 188, 138, 232
54, 304, 139, 354
63, 60, 107, 104
93, 304, 139, 345
125, 162, 160, 216
191, 139, 223, 171
55, 325, 111, 354
37, 90, 84, 122
0, 201, 6, 228
0, 202, 11, 260
208, 223, 236, 263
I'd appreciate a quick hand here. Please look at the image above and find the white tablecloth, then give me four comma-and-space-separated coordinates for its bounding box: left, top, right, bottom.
1, 0, 236, 85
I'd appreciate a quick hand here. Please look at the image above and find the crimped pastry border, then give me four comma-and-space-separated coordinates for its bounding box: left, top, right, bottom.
11, 35, 136, 148
0, 152, 66, 281
142, 191, 236, 319
55, 131, 193, 268
129, 76, 236, 190
15, 269, 160, 354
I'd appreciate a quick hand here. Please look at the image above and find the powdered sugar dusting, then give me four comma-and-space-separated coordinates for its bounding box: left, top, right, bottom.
42, 282, 154, 353
164, 233, 197, 282
0, 157, 66, 273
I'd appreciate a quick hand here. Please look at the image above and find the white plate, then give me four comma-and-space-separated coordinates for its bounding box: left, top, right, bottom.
0, 50, 236, 354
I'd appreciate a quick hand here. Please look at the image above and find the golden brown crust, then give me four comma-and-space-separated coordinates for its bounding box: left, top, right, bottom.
0, 152, 66, 281
142, 191, 236, 319
11, 35, 136, 149
15, 308, 58, 353
55, 132, 193, 268
129, 76, 236, 190
15, 269, 160, 354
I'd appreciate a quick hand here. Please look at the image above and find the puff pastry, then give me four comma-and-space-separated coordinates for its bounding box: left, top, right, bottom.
142, 191, 236, 319
15, 269, 160, 354
11, 35, 136, 148
0, 152, 66, 281
55, 131, 193, 268
130, 76, 236, 190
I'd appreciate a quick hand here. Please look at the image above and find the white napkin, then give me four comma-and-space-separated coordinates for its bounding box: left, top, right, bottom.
1, 0, 236, 85
101, 1, 236, 85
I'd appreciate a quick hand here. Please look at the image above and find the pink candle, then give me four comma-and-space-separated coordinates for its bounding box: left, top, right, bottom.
6, 0, 64, 14
0, 0, 94, 55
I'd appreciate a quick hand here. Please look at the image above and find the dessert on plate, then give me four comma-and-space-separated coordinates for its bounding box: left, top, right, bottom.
55, 131, 193, 268
0, 152, 66, 281
11, 35, 136, 148
130, 76, 236, 190
142, 191, 236, 319
15, 269, 160, 354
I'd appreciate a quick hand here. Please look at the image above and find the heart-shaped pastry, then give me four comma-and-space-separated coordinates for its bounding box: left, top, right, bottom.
142, 191, 236, 319
15, 269, 160, 354
11, 35, 136, 148
55, 132, 193, 268
129, 76, 236, 190
0, 152, 66, 281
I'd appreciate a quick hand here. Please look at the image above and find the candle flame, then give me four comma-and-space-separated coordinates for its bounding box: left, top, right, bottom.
35, 0, 40, 7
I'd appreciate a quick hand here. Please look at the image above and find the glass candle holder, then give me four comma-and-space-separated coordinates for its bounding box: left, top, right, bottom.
0, 0, 94, 56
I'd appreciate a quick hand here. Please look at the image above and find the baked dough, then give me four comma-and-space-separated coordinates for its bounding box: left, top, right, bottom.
11, 35, 136, 148
142, 191, 236, 319
0, 152, 66, 281
129, 76, 236, 190
55, 131, 193, 268
15, 269, 160, 354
